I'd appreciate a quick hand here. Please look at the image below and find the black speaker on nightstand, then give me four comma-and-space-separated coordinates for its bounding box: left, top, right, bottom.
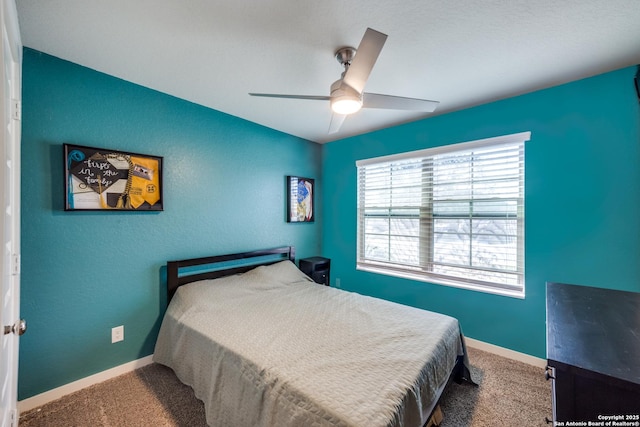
299, 257, 330, 286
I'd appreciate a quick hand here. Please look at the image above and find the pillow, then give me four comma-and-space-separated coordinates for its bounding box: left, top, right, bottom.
247, 260, 314, 285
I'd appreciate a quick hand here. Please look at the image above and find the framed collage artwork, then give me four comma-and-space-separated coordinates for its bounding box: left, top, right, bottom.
64, 144, 163, 211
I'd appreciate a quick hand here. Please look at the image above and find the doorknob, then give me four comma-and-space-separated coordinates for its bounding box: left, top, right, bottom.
3, 319, 26, 336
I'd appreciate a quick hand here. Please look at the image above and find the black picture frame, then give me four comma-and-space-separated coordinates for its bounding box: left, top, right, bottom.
287, 176, 314, 223
64, 143, 163, 211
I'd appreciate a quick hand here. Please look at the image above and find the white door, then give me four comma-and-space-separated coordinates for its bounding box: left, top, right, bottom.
0, 0, 21, 425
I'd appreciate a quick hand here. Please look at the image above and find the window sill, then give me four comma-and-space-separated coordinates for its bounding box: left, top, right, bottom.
356, 264, 525, 299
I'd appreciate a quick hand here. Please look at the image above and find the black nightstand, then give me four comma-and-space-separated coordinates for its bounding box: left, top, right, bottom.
299, 257, 330, 286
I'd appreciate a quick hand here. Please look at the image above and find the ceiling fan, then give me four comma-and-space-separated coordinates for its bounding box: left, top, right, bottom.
249, 28, 440, 134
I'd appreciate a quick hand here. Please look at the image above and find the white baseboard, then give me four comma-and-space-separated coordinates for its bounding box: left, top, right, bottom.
17, 355, 154, 414
465, 337, 547, 368
17, 338, 546, 414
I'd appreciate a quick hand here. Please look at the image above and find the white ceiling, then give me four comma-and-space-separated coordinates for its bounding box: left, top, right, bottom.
15, 0, 640, 144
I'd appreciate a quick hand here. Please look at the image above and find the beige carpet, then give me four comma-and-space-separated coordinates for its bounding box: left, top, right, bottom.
439, 348, 552, 426
19, 347, 552, 426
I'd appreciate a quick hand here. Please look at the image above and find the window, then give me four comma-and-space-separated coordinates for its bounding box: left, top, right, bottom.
356, 132, 530, 298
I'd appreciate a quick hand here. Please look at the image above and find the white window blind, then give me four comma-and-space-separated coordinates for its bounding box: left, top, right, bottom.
356, 132, 530, 298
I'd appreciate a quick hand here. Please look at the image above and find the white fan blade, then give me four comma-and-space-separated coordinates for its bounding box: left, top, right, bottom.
363, 93, 439, 112
249, 93, 330, 101
328, 113, 347, 134
342, 28, 387, 94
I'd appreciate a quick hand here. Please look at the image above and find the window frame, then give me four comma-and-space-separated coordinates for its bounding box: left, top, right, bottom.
356, 132, 530, 298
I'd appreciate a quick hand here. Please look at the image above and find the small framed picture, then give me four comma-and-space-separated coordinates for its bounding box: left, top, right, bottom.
64, 143, 163, 211
287, 176, 314, 223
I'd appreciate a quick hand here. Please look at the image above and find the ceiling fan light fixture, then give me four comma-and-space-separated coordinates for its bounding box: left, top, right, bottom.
330, 79, 363, 115
331, 95, 363, 115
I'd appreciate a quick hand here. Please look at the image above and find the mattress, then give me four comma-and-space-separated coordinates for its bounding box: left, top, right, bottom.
154, 260, 465, 427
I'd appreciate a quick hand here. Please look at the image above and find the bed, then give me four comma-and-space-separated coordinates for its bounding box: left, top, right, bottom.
154, 246, 474, 427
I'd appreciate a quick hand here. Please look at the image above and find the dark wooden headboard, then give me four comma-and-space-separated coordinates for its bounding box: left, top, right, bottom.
166, 246, 295, 302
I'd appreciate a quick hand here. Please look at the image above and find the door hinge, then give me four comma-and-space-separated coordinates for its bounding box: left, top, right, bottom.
10, 99, 20, 121
11, 253, 19, 275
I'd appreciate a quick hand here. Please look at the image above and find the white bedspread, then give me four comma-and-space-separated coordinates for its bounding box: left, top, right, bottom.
154, 260, 464, 427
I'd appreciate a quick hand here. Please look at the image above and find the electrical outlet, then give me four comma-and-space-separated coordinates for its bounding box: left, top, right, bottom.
111, 325, 124, 343
335, 278, 341, 288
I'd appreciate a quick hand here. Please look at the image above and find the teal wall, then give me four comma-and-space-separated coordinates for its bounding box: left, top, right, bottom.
321, 66, 640, 359
19, 48, 322, 400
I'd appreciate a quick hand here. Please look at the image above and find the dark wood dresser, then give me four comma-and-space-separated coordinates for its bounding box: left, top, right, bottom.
546, 282, 640, 424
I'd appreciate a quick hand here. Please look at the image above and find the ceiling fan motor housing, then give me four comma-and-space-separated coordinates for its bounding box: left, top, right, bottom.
330, 79, 363, 114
